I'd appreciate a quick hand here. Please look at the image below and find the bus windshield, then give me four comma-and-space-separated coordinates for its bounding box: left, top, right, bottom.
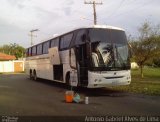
89, 28, 130, 71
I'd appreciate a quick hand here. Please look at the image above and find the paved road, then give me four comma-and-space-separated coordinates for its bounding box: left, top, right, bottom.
0, 74, 160, 117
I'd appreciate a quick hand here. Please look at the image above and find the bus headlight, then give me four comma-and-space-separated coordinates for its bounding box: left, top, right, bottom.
95, 79, 98, 82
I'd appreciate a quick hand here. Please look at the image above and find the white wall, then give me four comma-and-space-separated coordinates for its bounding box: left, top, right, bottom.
0, 61, 14, 72
0, 60, 24, 73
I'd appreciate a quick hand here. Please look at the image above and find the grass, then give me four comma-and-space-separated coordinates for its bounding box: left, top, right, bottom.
112, 67, 160, 96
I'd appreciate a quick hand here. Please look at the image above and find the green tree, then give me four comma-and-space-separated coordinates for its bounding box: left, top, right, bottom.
130, 22, 160, 78
0, 43, 25, 59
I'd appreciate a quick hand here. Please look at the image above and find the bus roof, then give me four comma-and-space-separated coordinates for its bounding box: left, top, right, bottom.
75, 25, 124, 31
29, 25, 125, 48
51, 25, 125, 40
92, 25, 125, 31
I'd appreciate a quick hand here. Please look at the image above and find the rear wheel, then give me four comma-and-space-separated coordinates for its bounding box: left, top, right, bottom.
29, 70, 32, 80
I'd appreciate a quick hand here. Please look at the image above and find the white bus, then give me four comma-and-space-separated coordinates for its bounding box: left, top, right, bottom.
25, 25, 131, 88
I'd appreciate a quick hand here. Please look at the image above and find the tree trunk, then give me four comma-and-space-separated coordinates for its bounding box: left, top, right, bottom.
140, 65, 144, 78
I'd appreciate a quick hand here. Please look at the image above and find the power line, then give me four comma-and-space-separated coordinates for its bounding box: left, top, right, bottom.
84, 0, 103, 25
108, 0, 153, 19
107, 0, 125, 19
98, 0, 154, 23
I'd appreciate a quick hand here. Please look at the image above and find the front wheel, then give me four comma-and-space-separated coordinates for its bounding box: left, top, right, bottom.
66, 73, 71, 86
33, 70, 37, 81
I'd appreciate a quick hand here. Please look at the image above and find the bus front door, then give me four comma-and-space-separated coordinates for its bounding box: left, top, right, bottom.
76, 44, 89, 87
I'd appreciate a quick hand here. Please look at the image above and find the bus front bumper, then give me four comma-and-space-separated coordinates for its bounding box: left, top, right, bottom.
87, 70, 131, 88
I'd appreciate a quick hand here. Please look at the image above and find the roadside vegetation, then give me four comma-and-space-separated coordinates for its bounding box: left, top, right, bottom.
112, 67, 160, 96
129, 21, 160, 78
113, 21, 160, 96
0, 43, 25, 59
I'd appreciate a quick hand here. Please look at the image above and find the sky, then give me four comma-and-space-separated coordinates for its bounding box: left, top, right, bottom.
0, 0, 160, 48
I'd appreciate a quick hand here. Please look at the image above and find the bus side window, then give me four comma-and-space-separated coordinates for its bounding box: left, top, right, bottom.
43, 41, 50, 54
75, 30, 86, 45
37, 44, 42, 55
51, 38, 59, 48
60, 33, 73, 50
32, 46, 37, 56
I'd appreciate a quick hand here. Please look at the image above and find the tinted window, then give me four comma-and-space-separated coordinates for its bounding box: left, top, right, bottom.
43, 41, 50, 54
75, 30, 86, 45
51, 38, 59, 47
89, 29, 110, 43
110, 30, 127, 44
37, 44, 42, 55
60, 33, 73, 49
32, 46, 37, 56
89, 28, 127, 44
89, 29, 130, 71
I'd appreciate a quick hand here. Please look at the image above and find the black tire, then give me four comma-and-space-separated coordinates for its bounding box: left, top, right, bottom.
33, 70, 37, 81
29, 70, 32, 80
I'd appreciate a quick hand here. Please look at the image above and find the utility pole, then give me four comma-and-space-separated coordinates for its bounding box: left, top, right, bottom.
84, 0, 102, 25
29, 29, 39, 46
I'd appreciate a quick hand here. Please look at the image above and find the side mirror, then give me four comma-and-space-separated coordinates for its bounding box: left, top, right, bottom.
69, 48, 76, 69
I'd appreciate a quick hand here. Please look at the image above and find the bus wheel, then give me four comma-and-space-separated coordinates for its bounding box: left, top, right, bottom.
33, 70, 37, 81
66, 72, 71, 86
29, 70, 32, 80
